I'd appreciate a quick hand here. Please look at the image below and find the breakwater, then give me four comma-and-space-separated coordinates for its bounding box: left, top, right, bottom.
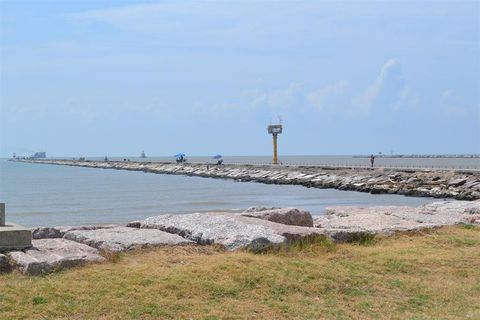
15, 159, 480, 200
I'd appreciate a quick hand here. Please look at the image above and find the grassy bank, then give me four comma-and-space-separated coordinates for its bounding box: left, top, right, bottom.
1, 226, 479, 319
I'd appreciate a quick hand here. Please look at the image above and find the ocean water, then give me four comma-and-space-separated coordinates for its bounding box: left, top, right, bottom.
1, 159, 442, 227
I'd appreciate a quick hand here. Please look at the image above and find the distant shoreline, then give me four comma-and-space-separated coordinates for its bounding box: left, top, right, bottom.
352, 154, 480, 158
4, 154, 480, 159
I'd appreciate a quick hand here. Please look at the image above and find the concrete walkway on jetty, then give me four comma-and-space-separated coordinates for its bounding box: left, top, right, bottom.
14, 159, 480, 200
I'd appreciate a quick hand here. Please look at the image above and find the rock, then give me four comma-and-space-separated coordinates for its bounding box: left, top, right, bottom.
125, 221, 141, 228
0, 253, 9, 272
243, 206, 281, 213
406, 177, 421, 184
31, 224, 117, 239
131, 212, 323, 250
318, 200, 480, 236
465, 180, 480, 188
8, 239, 105, 275
321, 208, 425, 233
448, 178, 468, 187
31, 227, 63, 239
241, 207, 314, 227
63, 226, 193, 252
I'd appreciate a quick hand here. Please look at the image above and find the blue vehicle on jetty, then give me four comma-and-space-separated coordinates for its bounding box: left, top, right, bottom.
213, 154, 224, 165
175, 153, 187, 163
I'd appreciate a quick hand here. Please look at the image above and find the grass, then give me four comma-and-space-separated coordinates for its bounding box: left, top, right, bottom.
0, 225, 479, 319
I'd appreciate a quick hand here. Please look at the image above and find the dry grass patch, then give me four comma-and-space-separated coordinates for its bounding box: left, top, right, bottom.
0, 225, 479, 319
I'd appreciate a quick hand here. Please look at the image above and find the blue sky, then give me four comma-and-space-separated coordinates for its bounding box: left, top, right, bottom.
1, 0, 479, 157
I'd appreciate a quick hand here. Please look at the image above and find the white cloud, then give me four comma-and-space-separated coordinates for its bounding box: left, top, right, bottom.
211, 103, 242, 113
440, 89, 476, 116
216, 80, 349, 114
306, 80, 348, 111
252, 83, 305, 109
355, 58, 417, 113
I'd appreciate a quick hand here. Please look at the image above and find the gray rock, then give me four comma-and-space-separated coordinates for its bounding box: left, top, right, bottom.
31, 224, 117, 239
243, 206, 281, 213
241, 207, 314, 227
448, 178, 468, 187
64, 226, 193, 252
319, 208, 424, 233
8, 238, 105, 275
316, 200, 480, 236
406, 177, 421, 183
131, 212, 323, 250
465, 180, 480, 188
31, 227, 63, 239
0, 253, 9, 272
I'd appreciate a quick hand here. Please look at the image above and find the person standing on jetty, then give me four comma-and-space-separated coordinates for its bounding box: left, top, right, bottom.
370, 154, 375, 167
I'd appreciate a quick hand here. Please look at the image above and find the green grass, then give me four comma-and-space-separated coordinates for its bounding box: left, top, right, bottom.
0, 226, 479, 319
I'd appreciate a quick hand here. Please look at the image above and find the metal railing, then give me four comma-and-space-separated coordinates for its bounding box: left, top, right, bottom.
185, 161, 480, 171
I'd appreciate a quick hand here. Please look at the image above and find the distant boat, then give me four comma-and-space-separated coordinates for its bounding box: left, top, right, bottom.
140, 150, 146, 158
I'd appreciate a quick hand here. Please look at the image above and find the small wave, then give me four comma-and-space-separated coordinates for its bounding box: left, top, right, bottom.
186, 200, 230, 206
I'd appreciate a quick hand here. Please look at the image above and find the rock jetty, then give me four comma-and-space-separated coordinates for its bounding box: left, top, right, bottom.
1, 201, 479, 275
16, 159, 480, 200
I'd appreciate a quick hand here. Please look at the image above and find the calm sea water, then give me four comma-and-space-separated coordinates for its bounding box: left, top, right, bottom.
1, 159, 443, 227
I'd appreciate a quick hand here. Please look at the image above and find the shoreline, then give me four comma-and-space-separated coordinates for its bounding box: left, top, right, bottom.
13, 159, 480, 201
2, 200, 479, 275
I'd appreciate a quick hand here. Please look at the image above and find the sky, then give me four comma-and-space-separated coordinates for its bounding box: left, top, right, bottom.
1, 0, 479, 157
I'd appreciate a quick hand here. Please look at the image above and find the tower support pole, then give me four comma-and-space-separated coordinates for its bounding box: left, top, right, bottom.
272, 133, 278, 164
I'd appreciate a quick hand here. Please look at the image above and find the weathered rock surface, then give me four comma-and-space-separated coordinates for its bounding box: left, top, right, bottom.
243, 206, 281, 213
130, 212, 323, 250
63, 226, 193, 252
31, 224, 117, 239
241, 207, 314, 227
8, 238, 105, 275
314, 200, 480, 235
16, 159, 480, 200
0, 253, 9, 272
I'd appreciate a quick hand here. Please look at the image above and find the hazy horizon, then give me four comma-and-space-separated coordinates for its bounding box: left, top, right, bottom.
4, 152, 480, 159
1, 1, 479, 157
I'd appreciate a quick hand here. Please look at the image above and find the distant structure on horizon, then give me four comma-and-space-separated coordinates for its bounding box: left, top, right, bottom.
267, 122, 283, 165
32, 152, 46, 159
140, 150, 146, 158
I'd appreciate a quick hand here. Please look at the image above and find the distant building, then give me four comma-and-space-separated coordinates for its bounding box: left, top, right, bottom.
33, 152, 46, 158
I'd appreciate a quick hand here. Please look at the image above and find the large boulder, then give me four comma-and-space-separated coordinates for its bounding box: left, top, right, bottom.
241, 207, 314, 227
8, 238, 105, 275
63, 226, 193, 252
129, 212, 323, 251
314, 200, 480, 237
31, 224, 117, 239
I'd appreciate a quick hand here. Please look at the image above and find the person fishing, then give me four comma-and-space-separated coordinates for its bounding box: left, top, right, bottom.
370, 154, 375, 167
